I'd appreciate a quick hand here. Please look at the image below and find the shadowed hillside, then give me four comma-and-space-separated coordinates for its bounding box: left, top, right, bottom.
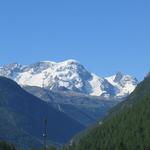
0, 77, 84, 149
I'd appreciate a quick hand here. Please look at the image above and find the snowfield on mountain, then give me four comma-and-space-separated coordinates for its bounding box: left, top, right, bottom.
0, 59, 138, 98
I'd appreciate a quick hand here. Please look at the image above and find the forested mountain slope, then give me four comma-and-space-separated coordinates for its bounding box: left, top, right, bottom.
64, 75, 150, 150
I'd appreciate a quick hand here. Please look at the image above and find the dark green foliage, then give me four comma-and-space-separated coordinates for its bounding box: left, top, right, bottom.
44, 146, 57, 150
64, 74, 150, 150
29, 146, 57, 150
0, 141, 17, 150
29, 147, 37, 150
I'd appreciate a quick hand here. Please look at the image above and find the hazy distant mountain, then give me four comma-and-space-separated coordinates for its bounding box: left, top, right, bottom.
0, 77, 84, 149
0, 60, 138, 98
24, 86, 118, 126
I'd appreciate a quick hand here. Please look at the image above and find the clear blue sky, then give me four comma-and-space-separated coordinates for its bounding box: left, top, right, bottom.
0, 0, 150, 80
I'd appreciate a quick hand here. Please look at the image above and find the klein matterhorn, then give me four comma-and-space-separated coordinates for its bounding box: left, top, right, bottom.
0, 59, 138, 98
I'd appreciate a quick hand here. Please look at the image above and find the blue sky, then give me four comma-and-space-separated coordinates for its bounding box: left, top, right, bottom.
0, 0, 150, 80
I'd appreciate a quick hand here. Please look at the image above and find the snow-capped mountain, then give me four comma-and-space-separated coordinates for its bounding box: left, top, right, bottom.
0, 59, 138, 98
106, 72, 138, 98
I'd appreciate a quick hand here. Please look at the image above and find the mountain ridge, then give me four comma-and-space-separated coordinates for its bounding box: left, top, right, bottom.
0, 59, 138, 98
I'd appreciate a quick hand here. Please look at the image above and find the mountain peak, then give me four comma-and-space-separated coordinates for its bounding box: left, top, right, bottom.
39, 60, 56, 64
0, 60, 138, 98
39, 59, 79, 64
114, 72, 124, 83
62, 59, 79, 64
57, 59, 81, 67
116, 71, 123, 76
4, 62, 22, 69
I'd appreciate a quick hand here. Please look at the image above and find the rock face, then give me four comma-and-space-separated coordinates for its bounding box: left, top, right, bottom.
0, 60, 138, 98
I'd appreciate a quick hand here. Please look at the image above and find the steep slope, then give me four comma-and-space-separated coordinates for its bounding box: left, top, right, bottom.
24, 86, 118, 126
64, 74, 150, 150
0, 77, 84, 149
0, 60, 138, 98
